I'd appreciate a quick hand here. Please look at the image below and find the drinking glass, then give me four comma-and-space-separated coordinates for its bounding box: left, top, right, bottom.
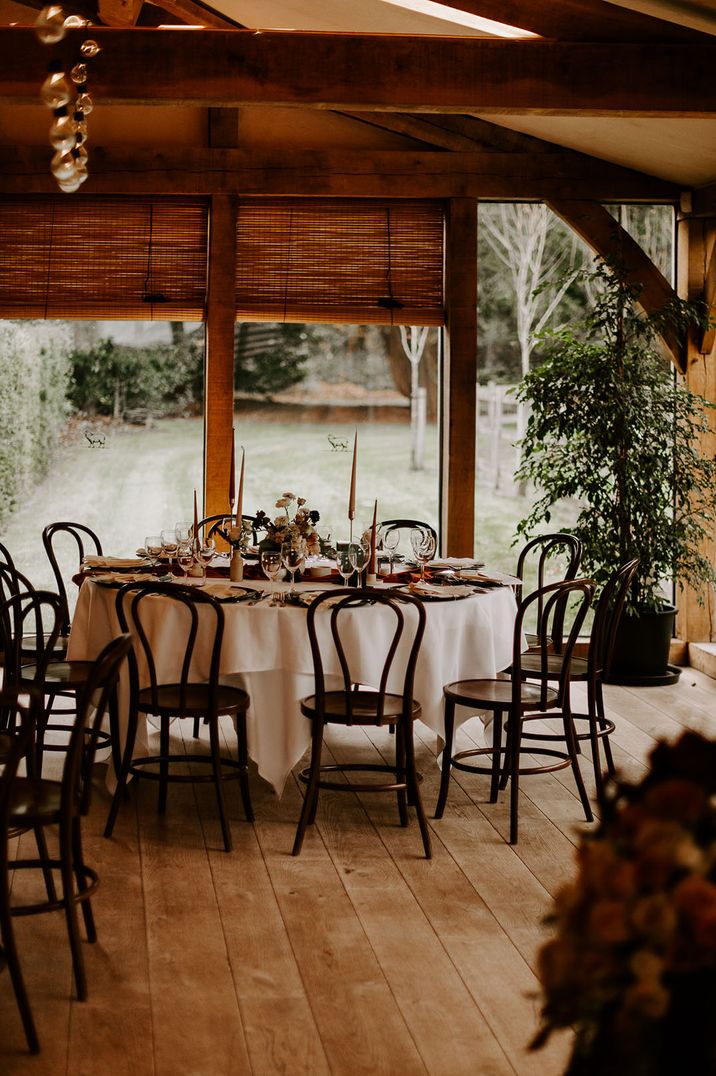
144, 535, 163, 570
281, 540, 306, 596
382, 528, 400, 576
175, 521, 192, 545
196, 538, 216, 581
176, 544, 195, 579
410, 528, 436, 582
335, 547, 355, 587
261, 549, 284, 605
160, 528, 178, 569
349, 539, 369, 583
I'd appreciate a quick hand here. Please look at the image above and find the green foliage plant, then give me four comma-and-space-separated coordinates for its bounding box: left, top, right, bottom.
515, 258, 716, 614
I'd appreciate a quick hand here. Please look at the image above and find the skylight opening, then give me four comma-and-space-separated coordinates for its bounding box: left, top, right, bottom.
380, 0, 538, 37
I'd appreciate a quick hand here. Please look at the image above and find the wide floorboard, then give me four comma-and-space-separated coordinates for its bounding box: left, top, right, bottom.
1, 668, 715, 1075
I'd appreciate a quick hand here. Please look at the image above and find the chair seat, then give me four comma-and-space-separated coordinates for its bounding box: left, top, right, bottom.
20, 659, 95, 690
520, 652, 588, 679
444, 678, 559, 711
8, 777, 62, 823
137, 682, 249, 717
300, 689, 420, 725
21, 633, 68, 661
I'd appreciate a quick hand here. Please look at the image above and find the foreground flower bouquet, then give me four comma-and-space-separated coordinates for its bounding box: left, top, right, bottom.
254, 493, 322, 555
532, 732, 716, 1076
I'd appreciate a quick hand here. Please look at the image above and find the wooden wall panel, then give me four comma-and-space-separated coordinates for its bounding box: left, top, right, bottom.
676, 214, 716, 644
442, 198, 478, 557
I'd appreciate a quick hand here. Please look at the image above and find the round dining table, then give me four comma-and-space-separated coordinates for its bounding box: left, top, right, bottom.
67, 577, 518, 794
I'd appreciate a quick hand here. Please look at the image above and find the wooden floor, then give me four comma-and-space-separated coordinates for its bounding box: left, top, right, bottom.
2, 668, 715, 1075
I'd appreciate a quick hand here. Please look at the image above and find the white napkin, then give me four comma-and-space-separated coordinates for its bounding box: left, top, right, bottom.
84, 556, 146, 569
92, 572, 154, 584
201, 582, 254, 601
429, 557, 485, 569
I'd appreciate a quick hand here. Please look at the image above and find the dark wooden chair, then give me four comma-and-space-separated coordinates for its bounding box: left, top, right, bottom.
435, 578, 596, 844
292, 588, 431, 858
0, 563, 115, 776
42, 521, 103, 639
517, 559, 640, 801
515, 533, 583, 647
379, 518, 438, 549
3, 633, 131, 1018
0, 692, 41, 1054
105, 581, 253, 852
194, 513, 258, 545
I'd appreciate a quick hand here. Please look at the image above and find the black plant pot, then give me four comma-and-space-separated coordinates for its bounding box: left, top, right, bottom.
606, 602, 680, 686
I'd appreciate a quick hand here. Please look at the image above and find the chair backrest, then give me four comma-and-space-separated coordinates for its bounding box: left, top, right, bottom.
194, 513, 258, 546
0, 584, 64, 695
591, 559, 640, 680
115, 581, 225, 718
512, 578, 596, 710
68, 633, 133, 816
42, 522, 103, 635
515, 533, 583, 645
379, 519, 438, 562
306, 588, 426, 725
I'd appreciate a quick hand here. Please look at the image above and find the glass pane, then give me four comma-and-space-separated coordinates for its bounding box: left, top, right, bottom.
233, 322, 440, 553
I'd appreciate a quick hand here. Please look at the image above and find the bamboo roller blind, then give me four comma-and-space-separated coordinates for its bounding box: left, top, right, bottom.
0, 196, 444, 326
0, 197, 208, 320
235, 199, 445, 326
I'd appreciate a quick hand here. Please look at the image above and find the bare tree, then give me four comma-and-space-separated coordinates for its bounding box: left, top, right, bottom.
480, 204, 585, 487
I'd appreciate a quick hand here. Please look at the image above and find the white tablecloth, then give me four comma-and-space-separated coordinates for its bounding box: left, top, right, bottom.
68, 580, 517, 794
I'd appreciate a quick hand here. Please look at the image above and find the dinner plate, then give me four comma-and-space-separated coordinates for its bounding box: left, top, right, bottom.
398, 582, 474, 601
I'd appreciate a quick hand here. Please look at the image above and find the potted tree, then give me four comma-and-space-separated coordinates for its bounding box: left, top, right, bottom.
515, 257, 716, 684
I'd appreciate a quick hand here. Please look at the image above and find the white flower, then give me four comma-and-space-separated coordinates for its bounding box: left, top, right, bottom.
275, 497, 291, 508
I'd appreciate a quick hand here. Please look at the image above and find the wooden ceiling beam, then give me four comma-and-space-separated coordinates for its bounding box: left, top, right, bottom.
0, 146, 679, 201
547, 197, 684, 369
2, 28, 716, 115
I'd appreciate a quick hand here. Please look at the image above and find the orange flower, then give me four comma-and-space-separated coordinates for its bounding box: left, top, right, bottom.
630, 894, 678, 946
643, 778, 707, 824
673, 876, 716, 954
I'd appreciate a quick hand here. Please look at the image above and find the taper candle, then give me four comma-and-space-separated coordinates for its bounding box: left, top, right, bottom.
228, 428, 235, 512
348, 429, 357, 521
369, 499, 378, 575
234, 445, 245, 523
193, 488, 199, 547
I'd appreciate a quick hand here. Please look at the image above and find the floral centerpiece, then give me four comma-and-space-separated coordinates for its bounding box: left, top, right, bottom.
254, 493, 321, 554
532, 731, 716, 1075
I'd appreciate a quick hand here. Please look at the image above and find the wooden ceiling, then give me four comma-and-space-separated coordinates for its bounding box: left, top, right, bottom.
0, 0, 714, 198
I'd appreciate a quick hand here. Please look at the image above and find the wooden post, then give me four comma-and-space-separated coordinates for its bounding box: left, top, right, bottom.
204, 194, 238, 520
442, 198, 477, 557
676, 213, 716, 645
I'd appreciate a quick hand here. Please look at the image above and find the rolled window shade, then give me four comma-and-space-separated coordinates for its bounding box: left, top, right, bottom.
235, 199, 445, 326
0, 196, 208, 320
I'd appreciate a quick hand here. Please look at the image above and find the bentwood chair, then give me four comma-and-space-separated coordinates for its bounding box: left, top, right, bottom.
292, 588, 431, 858
194, 513, 258, 545
515, 533, 582, 647
3, 634, 131, 1009
42, 522, 103, 639
0, 693, 41, 1054
379, 518, 438, 556
435, 578, 596, 844
518, 559, 640, 802
105, 582, 253, 852
0, 563, 113, 776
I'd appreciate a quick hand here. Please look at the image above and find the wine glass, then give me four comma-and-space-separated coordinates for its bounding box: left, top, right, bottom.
196, 538, 216, 582
335, 547, 355, 587
161, 528, 178, 570
281, 540, 306, 596
176, 543, 195, 579
175, 521, 192, 546
349, 539, 369, 583
144, 535, 163, 571
410, 528, 436, 582
382, 527, 400, 576
261, 549, 284, 605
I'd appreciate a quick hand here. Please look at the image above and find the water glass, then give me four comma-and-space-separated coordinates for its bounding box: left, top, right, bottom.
349, 540, 370, 582
176, 544, 195, 579
261, 549, 284, 605
196, 538, 216, 581
144, 535, 163, 570
175, 521, 192, 545
382, 527, 400, 576
410, 528, 436, 582
335, 548, 355, 586
281, 540, 306, 595
160, 528, 178, 568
